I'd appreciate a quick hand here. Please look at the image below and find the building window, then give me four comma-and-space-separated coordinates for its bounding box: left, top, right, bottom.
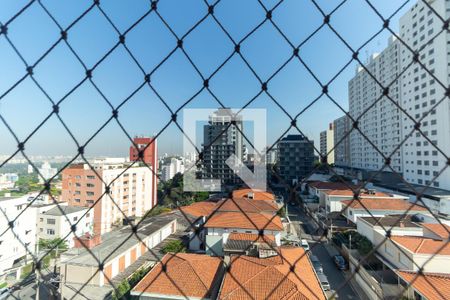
39, 218, 43, 222
87, 175, 95, 180
87, 183, 95, 188
47, 219, 56, 225
86, 192, 94, 196
47, 229, 55, 235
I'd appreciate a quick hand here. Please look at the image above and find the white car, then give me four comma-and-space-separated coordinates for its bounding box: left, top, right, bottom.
301, 239, 310, 251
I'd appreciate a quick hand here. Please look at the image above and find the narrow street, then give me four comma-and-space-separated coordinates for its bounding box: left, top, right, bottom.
287, 203, 359, 300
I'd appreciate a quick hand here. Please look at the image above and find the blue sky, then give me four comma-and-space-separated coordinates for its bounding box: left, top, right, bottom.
0, 0, 412, 159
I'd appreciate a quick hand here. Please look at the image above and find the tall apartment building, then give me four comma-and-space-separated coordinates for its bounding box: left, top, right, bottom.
320, 123, 335, 164
129, 136, 158, 207
277, 135, 315, 185
319, 131, 327, 158
398, 0, 450, 189
201, 109, 244, 186
349, 35, 403, 173
333, 115, 351, 167
62, 160, 155, 235
161, 157, 184, 181
0, 195, 38, 281
348, 0, 450, 190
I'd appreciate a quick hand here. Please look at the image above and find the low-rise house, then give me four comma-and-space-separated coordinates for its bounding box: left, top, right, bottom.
323, 189, 407, 213
375, 234, 450, 274
357, 215, 424, 244
396, 271, 450, 300
181, 197, 279, 253
131, 253, 223, 300
205, 210, 283, 256
342, 198, 428, 223
38, 205, 92, 248
421, 223, 450, 240
60, 214, 177, 292
305, 181, 355, 206
218, 247, 326, 300
223, 232, 277, 256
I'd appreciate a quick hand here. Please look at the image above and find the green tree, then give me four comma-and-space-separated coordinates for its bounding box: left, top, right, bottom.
161, 239, 185, 254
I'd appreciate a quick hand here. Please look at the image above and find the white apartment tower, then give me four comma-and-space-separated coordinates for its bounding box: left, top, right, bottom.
349, 35, 403, 173
399, 0, 450, 189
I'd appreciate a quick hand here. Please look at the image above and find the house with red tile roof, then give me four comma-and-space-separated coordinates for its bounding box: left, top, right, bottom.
374, 233, 450, 274
396, 271, 450, 300
180, 197, 282, 254
232, 188, 275, 201
322, 188, 407, 213
341, 198, 428, 223
421, 223, 450, 240
218, 247, 326, 300
131, 253, 223, 300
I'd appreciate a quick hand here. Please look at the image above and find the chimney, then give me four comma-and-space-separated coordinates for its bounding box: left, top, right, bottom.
248, 192, 254, 200
399, 221, 404, 228
73, 232, 102, 249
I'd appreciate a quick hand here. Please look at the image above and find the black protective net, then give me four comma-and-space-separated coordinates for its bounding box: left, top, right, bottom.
1, 0, 449, 299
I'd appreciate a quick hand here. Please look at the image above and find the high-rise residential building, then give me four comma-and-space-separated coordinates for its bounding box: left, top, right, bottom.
277, 135, 315, 185
398, 0, 450, 189
333, 115, 351, 167
347, 0, 450, 190
61, 159, 155, 235
161, 157, 184, 181
129, 136, 158, 207
349, 35, 403, 173
319, 130, 327, 158
201, 109, 244, 186
319, 123, 335, 164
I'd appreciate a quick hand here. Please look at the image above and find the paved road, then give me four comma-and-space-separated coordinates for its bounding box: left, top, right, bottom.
7, 271, 57, 300
288, 204, 358, 300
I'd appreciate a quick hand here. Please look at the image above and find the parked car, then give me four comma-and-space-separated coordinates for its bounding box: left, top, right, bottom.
317, 274, 331, 291
0, 287, 10, 300
301, 239, 310, 251
333, 255, 347, 270
309, 255, 323, 274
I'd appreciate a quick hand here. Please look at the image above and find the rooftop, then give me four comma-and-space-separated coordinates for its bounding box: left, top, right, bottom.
396, 271, 450, 300
219, 247, 326, 300
205, 211, 283, 231
391, 236, 450, 255
308, 181, 355, 190
421, 223, 450, 239
131, 253, 222, 299
215, 198, 278, 213
232, 189, 275, 201
179, 201, 217, 218
359, 215, 421, 228
323, 189, 391, 198
342, 198, 428, 211
224, 233, 276, 253
61, 213, 176, 267
374, 181, 450, 201
43, 205, 87, 216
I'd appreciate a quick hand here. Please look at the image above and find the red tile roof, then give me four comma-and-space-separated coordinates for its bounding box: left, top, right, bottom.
391, 236, 450, 255
422, 223, 450, 239
132, 253, 222, 298
342, 198, 427, 211
205, 211, 283, 231
219, 247, 326, 300
397, 271, 450, 300
216, 198, 278, 213
232, 189, 275, 201
179, 201, 217, 218
227, 232, 275, 244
